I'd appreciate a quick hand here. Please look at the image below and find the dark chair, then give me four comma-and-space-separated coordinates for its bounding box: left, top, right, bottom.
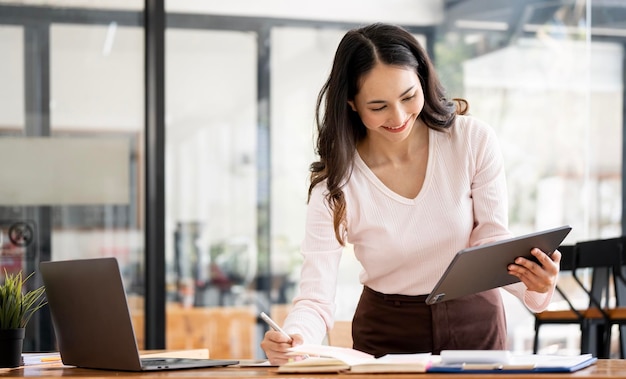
576, 237, 626, 358
567, 238, 624, 358
532, 245, 606, 354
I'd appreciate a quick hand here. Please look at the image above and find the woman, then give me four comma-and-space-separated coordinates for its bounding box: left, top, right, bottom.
261, 22, 560, 364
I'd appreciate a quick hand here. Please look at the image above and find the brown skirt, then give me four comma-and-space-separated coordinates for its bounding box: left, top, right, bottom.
351, 286, 507, 357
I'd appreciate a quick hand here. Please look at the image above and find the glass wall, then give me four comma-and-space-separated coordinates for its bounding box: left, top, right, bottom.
49, 21, 145, 346
0, 4, 144, 351
164, 28, 258, 357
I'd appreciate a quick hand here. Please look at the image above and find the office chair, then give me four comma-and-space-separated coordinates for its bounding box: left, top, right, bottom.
568, 238, 626, 358
532, 245, 604, 354
575, 237, 626, 358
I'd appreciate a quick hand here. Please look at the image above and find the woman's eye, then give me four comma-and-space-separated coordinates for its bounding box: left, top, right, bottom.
371, 106, 385, 112
403, 95, 415, 102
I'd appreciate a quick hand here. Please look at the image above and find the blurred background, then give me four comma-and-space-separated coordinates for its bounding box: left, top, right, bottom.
0, 0, 624, 359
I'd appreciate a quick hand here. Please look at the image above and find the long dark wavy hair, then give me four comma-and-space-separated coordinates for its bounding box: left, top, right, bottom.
309, 23, 467, 245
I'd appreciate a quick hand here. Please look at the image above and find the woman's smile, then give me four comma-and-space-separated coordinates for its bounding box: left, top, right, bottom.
383, 119, 410, 133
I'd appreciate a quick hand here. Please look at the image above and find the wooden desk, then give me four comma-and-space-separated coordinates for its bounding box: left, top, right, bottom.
2, 360, 626, 379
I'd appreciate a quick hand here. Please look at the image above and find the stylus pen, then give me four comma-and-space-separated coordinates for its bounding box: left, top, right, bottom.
260, 311, 293, 342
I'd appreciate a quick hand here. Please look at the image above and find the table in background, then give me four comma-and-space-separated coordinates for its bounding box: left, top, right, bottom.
2, 360, 626, 379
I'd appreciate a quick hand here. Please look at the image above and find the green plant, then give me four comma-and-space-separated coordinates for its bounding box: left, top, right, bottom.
0, 270, 47, 329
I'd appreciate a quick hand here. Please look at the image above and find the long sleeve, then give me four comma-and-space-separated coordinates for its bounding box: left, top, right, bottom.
282, 184, 343, 344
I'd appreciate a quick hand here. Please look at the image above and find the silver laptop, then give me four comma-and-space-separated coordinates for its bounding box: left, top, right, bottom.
425, 225, 572, 305
39, 257, 239, 371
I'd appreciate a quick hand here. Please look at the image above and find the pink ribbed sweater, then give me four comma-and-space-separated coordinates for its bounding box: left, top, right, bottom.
282, 115, 554, 344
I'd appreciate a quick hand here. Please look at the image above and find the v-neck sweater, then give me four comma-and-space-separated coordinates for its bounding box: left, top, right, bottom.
282, 115, 555, 344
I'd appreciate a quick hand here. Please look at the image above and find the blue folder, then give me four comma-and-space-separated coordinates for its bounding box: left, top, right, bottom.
427, 355, 597, 374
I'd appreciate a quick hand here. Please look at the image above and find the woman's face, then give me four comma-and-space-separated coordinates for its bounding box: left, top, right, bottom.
348, 63, 424, 143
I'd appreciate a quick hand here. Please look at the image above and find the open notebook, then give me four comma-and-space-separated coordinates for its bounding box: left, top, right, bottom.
279, 344, 435, 373
39, 257, 238, 371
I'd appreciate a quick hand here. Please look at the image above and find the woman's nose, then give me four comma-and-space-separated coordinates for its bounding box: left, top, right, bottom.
387, 107, 405, 127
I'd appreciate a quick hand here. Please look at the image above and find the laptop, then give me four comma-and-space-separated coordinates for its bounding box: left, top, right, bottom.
425, 225, 572, 305
39, 257, 239, 371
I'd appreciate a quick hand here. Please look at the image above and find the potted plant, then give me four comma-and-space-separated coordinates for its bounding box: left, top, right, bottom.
0, 270, 47, 368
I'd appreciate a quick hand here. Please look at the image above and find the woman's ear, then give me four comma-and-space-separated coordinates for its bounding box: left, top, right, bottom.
347, 100, 357, 112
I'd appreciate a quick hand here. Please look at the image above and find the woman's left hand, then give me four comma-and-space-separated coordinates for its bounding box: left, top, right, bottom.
507, 248, 562, 293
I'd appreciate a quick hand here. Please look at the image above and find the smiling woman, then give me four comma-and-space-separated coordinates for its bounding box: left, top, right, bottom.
260, 22, 563, 364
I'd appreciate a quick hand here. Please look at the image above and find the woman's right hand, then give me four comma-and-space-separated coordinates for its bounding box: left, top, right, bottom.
260, 330, 304, 365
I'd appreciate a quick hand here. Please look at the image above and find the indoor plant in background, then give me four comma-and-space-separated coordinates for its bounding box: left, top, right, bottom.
0, 270, 47, 368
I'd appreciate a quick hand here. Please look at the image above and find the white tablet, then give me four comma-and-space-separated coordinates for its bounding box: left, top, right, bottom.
425, 225, 572, 305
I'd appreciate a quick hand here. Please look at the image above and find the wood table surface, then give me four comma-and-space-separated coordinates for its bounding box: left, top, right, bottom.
2, 359, 626, 379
